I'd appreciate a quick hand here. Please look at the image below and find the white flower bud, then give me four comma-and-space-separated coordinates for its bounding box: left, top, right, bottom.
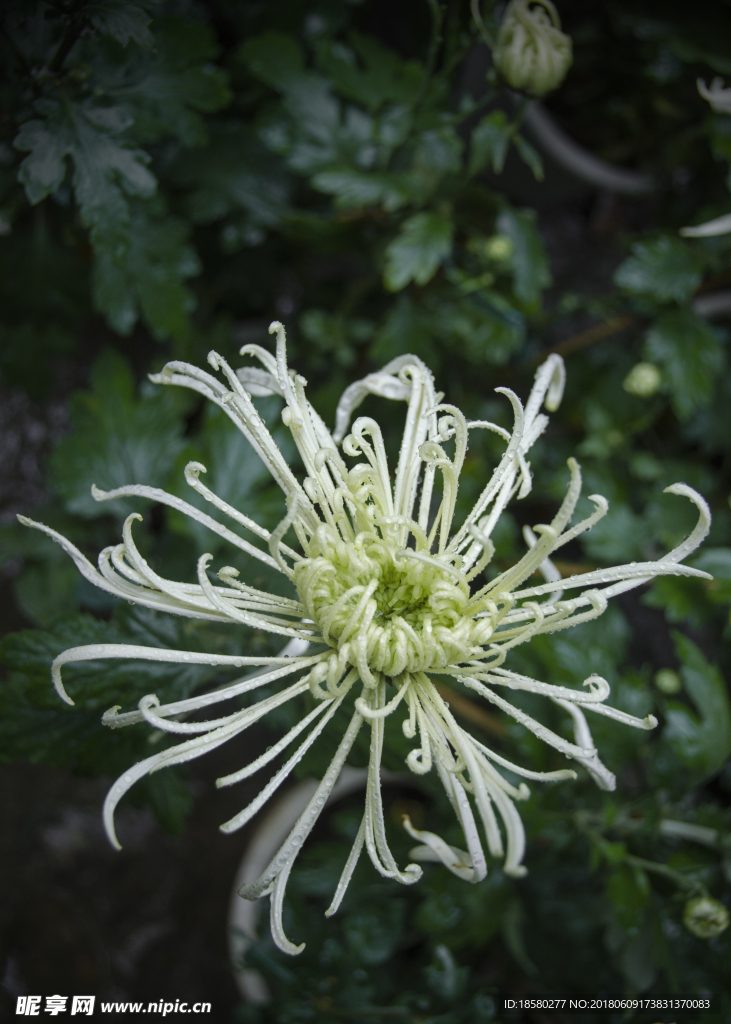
683, 896, 730, 939
494, 0, 573, 97
623, 362, 662, 398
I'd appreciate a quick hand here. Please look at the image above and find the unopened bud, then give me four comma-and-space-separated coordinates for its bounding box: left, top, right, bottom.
494, 0, 573, 97
484, 234, 514, 261
654, 668, 681, 694
683, 896, 729, 939
623, 362, 662, 398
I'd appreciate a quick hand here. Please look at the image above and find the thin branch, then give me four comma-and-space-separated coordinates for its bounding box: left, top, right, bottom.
414, 0, 446, 111
47, 1, 89, 75
530, 314, 637, 366
471, 0, 496, 49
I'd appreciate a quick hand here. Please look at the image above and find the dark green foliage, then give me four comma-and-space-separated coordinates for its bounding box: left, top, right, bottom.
1, 0, 731, 1019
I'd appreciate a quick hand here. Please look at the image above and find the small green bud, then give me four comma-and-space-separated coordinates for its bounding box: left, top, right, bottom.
494, 0, 573, 97
483, 234, 514, 261
655, 668, 681, 694
683, 896, 730, 939
623, 362, 662, 398
68, 62, 93, 84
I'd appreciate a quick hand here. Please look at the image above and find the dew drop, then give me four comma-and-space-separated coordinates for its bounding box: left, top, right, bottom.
629, 561, 637, 568
128, 600, 136, 606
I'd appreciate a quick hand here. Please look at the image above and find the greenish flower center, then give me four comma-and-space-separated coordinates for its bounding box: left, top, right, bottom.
294, 524, 493, 678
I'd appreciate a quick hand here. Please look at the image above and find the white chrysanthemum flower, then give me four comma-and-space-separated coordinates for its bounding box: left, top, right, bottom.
20, 323, 712, 955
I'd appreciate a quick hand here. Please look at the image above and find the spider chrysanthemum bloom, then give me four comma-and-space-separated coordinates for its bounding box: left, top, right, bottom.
21, 323, 712, 954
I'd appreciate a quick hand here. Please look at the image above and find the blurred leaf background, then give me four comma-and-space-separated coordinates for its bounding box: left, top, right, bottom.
0, 0, 730, 1021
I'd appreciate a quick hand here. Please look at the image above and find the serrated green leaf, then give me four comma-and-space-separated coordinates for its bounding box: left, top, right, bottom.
384, 212, 453, 291
48, 349, 191, 518
663, 633, 731, 781
314, 33, 422, 112
311, 168, 411, 211
614, 236, 703, 304
644, 308, 723, 419
93, 203, 200, 339
88, 0, 155, 48
99, 20, 231, 147
14, 98, 156, 254
0, 609, 223, 832
13, 118, 69, 204
469, 111, 511, 176
496, 207, 551, 306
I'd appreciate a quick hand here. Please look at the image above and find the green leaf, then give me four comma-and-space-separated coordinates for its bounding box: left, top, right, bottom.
513, 133, 544, 181
496, 207, 551, 306
13, 118, 69, 205
663, 633, 731, 780
168, 402, 272, 552
48, 350, 191, 518
644, 308, 723, 419
581, 502, 651, 563
140, 768, 193, 835
299, 310, 372, 367
100, 19, 231, 147
0, 609, 226, 831
438, 291, 525, 365
311, 169, 411, 211
239, 32, 307, 92
14, 98, 156, 254
343, 899, 406, 965
384, 212, 453, 291
92, 202, 200, 338
171, 124, 290, 226
414, 126, 463, 177
643, 576, 707, 626
607, 863, 650, 933
314, 33, 422, 112
469, 111, 511, 176
614, 236, 703, 304
87, 0, 155, 48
